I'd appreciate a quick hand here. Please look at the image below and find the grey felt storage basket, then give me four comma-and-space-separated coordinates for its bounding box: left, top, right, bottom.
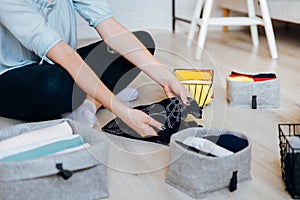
226, 78, 280, 108
166, 128, 251, 199
0, 119, 109, 200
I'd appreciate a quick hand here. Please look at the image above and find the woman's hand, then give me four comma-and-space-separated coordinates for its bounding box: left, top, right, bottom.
119, 108, 164, 137
161, 75, 192, 105
146, 64, 192, 106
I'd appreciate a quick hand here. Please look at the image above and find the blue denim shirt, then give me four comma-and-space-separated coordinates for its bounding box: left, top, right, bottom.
0, 0, 113, 75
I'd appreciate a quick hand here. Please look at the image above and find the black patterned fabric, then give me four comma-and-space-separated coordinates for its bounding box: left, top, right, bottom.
102, 97, 202, 145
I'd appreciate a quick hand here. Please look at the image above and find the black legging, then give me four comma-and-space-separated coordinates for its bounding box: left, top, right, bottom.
0, 31, 155, 121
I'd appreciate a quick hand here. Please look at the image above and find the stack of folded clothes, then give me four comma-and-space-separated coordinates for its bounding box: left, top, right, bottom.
174, 69, 214, 106
0, 122, 90, 162
228, 71, 277, 82
286, 136, 300, 152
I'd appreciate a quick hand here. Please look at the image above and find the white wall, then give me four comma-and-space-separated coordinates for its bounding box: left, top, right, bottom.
77, 0, 200, 39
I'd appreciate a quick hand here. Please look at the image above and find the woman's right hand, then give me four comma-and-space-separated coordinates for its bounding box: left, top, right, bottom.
119, 108, 164, 137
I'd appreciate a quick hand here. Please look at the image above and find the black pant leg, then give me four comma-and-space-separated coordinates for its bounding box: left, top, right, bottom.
77, 31, 155, 94
0, 64, 74, 121
0, 31, 156, 121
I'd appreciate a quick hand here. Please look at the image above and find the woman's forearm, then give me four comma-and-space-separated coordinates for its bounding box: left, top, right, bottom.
46, 41, 128, 117
96, 17, 176, 87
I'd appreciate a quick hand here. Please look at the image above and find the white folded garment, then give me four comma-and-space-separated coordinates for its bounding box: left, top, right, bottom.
286, 136, 300, 152
183, 136, 234, 157
0, 134, 83, 160
0, 122, 73, 152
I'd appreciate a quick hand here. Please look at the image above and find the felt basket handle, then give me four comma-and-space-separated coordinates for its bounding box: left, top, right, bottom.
252, 95, 257, 109
229, 171, 238, 192
56, 163, 73, 180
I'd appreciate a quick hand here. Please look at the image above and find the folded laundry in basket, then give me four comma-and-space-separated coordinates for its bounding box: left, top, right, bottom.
52, 143, 91, 156
0, 134, 84, 162
229, 71, 276, 82
175, 69, 213, 81
0, 121, 73, 152
174, 69, 213, 106
204, 134, 249, 153
227, 76, 254, 82
286, 136, 300, 152
182, 136, 234, 157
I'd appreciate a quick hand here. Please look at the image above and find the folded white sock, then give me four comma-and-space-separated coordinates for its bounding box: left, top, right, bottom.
116, 87, 139, 102
62, 99, 97, 128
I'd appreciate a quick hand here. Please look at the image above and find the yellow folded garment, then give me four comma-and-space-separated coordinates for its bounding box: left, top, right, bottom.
228, 76, 254, 82
175, 69, 213, 106
183, 84, 212, 106
175, 70, 213, 81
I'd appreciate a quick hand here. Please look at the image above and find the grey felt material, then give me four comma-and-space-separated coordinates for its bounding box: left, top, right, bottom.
226, 78, 280, 108
166, 128, 251, 199
0, 119, 109, 200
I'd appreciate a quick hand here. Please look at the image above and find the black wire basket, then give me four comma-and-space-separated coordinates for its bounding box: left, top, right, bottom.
278, 124, 300, 199
174, 69, 214, 108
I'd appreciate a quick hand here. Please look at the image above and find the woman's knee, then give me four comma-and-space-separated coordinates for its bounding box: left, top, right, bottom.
37, 66, 74, 112
133, 31, 156, 55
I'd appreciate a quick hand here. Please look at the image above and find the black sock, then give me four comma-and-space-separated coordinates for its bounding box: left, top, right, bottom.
204, 134, 248, 153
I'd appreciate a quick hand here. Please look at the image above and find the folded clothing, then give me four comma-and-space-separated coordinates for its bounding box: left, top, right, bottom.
229, 71, 276, 82
0, 122, 73, 152
175, 69, 213, 106
204, 134, 249, 153
227, 76, 254, 82
176, 134, 248, 157
182, 136, 234, 157
286, 136, 300, 152
0, 135, 84, 162
52, 143, 91, 156
102, 97, 202, 145
175, 69, 213, 81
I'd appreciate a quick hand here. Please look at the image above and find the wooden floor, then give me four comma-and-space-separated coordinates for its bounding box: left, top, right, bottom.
92, 24, 299, 200
1, 23, 300, 199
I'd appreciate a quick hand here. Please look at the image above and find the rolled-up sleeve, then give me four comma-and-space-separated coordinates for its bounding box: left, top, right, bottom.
0, 1, 62, 61
73, 0, 113, 28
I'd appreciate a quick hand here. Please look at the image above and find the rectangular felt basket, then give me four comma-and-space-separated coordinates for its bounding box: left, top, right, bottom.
166, 128, 251, 199
0, 119, 109, 200
226, 78, 280, 108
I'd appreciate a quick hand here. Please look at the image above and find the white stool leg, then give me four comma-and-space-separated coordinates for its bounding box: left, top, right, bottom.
195, 0, 214, 60
247, 0, 259, 46
259, 0, 278, 59
186, 0, 204, 46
